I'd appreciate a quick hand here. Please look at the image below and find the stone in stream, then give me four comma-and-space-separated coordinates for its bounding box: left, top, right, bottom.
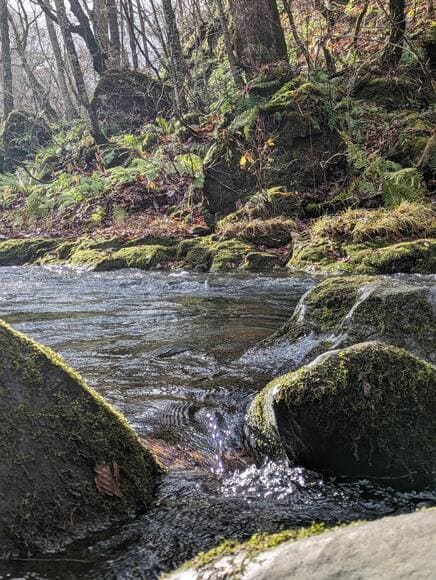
246, 341, 436, 489
0, 319, 160, 557
263, 275, 436, 366
169, 509, 436, 580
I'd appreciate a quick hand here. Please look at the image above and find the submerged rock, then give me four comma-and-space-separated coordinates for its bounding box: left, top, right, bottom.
246, 341, 436, 489
271, 276, 435, 364
170, 510, 436, 580
0, 320, 159, 556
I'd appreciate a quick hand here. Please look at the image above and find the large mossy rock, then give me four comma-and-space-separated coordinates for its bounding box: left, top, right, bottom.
170, 510, 436, 580
91, 71, 172, 135
2, 111, 51, 169
271, 276, 435, 364
0, 320, 159, 556
0, 238, 60, 266
246, 341, 436, 489
203, 80, 340, 218
289, 203, 436, 274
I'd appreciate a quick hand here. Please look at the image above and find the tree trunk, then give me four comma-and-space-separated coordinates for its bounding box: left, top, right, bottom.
214, 0, 243, 88
161, 0, 186, 111
0, 0, 14, 117
283, 0, 312, 70
10, 17, 59, 122
45, 4, 78, 119
230, 0, 288, 78
53, 0, 107, 144
383, 0, 406, 66
107, 0, 121, 68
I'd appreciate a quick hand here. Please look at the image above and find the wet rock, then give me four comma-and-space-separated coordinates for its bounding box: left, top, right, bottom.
246, 341, 436, 489
0, 319, 159, 556
271, 276, 436, 364
170, 510, 436, 580
91, 71, 172, 135
0, 238, 60, 266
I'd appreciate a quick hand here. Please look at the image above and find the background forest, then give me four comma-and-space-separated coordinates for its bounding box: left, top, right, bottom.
0, 0, 434, 272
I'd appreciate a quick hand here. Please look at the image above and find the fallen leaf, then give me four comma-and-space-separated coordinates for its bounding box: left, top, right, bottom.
94, 461, 123, 497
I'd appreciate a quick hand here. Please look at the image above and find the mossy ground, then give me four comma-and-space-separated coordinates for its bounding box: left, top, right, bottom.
0, 319, 160, 555
290, 202, 435, 274
247, 341, 436, 489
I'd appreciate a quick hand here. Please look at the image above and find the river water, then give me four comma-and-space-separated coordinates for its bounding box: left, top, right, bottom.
0, 266, 433, 579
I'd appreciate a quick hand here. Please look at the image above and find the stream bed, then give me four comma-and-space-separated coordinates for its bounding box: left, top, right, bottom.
0, 266, 434, 579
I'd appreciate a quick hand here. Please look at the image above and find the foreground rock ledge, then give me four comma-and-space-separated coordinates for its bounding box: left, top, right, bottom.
246, 341, 436, 489
0, 319, 160, 556
170, 510, 436, 580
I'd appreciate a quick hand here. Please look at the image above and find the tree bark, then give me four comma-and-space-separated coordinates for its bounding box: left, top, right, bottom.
0, 0, 14, 117
161, 0, 187, 111
9, 17, 59, 122
382, 0, 406, 66
106, 0, 121, 68
214, 0, 243, 88
230, 0, 288, 78
45, 3, 78, 119
53, 0, 107, 143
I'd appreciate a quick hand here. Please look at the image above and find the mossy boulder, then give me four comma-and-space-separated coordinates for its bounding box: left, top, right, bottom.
0, 320, 159, 556
246, 341, 436, 489
353, 77, 426, 110
2, 111, 51, 168
95, 244, 176, 271
272, 276, 435, 363
216, 217, 296, 248
91, 71, 172, 136
289, 203, 436, 274
0, 238, 59, 266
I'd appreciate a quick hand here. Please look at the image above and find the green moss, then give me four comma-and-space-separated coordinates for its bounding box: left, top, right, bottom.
0, 319, 160, 555
210, 239, 256, 271
272, 276, 435, 363
247, 342, 436, 488
240, 251, 283, 272
345, 239, 436, 274
184, 522, 327, 573
95, 244, 176, 271
354, 77, 423, 110
0, 238, 59, 266
216, 217, 296, 248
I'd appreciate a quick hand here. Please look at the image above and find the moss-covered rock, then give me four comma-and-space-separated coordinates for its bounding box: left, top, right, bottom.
91, 71, 172, 135
272, 276, 435, 363
2, 111, 51, 168
240, 251, 284, 272
289, 203, 436, 274
216, 217, 296, 248
0, 238, 59, 266
95, 244, 176, 271
0, 320, 159, 556
246, 341, 436, 488
353, 77, 427, 110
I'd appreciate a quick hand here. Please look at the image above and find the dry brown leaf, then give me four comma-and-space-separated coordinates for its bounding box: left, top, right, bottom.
94, 461, 123, 497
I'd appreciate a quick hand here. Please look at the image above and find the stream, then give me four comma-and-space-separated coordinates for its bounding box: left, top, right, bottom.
0, 266, 434, 580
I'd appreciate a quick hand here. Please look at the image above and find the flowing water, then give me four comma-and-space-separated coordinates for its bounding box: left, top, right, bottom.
0, 266, 434, 580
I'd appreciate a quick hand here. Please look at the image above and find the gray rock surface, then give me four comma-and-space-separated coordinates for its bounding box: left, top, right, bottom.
169, 510, 436, 579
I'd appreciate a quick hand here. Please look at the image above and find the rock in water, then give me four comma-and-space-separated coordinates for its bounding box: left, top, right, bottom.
246, 341, 436, 489
267, 276, 436, 364
0, 319, 160, 556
